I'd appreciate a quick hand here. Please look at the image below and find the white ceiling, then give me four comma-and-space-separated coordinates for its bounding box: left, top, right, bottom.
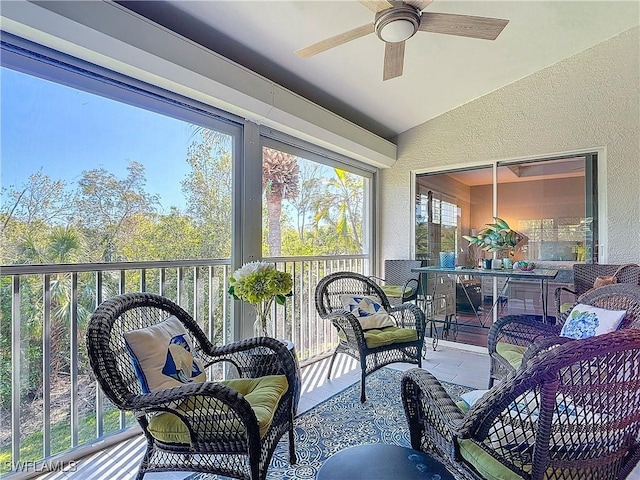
122, 1, 639, 140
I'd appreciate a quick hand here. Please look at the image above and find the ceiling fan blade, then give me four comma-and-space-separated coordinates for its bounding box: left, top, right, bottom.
383, 41, 405, 81
359, 0, 393, 13
418, 12, 509, 40
294, 23, 375, 58
404, 0, 434, 12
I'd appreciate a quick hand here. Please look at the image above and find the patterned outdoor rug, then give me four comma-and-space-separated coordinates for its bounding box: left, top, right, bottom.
188, 367, 472, 480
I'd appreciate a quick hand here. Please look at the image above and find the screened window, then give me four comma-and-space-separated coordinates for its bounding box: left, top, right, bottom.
1, 48, 238, 265
260, 139, 372, 258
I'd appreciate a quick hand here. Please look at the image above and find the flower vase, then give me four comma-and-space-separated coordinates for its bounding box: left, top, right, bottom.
253, 315, 269, 337
253, 302, 271, 337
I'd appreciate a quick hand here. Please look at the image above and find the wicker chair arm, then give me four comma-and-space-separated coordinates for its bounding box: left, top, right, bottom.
125, 380, 245, 411
389, 302, 426, 335
369, 276, 419, 303
401, 369, 466, 448
487, 314, 562, 355
128, 381, 262, 448
324, 310, 367, 345
203, 336, 298, 378
554, 286, 577, 317
519, 335, 574, 367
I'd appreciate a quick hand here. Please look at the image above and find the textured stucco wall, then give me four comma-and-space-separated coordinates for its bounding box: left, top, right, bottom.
382, 26, 639, 264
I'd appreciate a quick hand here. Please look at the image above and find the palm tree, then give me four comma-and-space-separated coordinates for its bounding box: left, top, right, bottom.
313, 168, 363, 253
262, 147, 299, 256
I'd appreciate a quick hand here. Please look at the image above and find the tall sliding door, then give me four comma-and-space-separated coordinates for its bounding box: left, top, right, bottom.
414, 154, 598, 348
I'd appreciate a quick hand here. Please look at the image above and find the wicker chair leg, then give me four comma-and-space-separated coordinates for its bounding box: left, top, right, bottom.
360, 368, 367, 403
288, 423, 297, 464
326, 350, 339, 380
250, 458, 259, 480
135, 443, 153, 480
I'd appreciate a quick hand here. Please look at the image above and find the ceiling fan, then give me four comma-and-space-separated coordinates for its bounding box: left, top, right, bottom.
294, 0, 509, 81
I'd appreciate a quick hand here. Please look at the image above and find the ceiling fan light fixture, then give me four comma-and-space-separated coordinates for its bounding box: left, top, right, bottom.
375, 6, 420, 43
379, 19, 415, 42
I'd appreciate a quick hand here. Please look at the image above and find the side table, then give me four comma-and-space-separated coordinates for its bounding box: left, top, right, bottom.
317, 444, 455, 480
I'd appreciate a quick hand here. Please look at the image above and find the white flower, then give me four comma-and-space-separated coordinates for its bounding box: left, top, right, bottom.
232, 261, 274, 281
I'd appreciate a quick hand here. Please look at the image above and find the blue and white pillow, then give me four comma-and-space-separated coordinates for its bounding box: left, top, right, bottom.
124, 315, 206, 394
340, 295, 395, 330
560, 303, 626, 339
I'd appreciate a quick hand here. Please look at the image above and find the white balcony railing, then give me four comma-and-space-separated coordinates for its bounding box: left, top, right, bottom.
0, 255, 369, 477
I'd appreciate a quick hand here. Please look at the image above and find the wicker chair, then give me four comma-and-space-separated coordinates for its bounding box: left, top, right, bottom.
86, 292, 300, 480
315, 271, 426, 402
554, 263, 640, 317
402, 328, 640, 480
370, 259, 423, 305
487, 284, 640, 388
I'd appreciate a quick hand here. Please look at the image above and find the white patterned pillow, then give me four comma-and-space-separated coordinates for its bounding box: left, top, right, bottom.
339, 295, 395, 330
560, 304, 626, 339
124, 315, 206, 393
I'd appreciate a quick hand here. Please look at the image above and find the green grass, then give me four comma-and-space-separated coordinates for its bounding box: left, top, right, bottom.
0, 409, 135, 474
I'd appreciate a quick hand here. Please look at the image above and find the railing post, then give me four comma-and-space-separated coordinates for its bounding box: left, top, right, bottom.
70, 272, 79, 447
11, 275, 21, 468
43, 274, 51, 457
95, 271, 104, 439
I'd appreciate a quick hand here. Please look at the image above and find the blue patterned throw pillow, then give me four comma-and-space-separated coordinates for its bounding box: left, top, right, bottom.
339, 295, 395, 330
124, 315, 206, 393
560, 304, 626, 339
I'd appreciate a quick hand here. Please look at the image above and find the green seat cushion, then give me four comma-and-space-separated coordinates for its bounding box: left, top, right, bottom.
560, 302, 574, 315
338, 326, 418, 348
454, 399, 524, 480
147, 374, 288, 444
496, 342, 527, 370
456, 399, 470, 414
363, 326, 418, 348
380, 285, 414, 299
458, 439, 524, 480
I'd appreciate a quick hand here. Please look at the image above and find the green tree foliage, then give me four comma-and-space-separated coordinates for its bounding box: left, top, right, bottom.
181, 130, 233, 258
310, 168, 364, 254
74, 161, 159, 261
288, 162, 323, 242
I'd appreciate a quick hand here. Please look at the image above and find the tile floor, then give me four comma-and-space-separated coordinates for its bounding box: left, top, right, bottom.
33, 342, 489, 480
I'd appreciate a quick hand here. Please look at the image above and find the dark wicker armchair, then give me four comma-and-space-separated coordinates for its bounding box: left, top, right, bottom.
86, 292, 300, 480
554, 263, 640, 317
487, 284, 640, 388
402, 328, 640, 480
315, 271, 426, 402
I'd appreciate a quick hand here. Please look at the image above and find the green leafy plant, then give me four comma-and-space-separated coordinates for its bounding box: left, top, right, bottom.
228, 261, 293, 335
463, 217, 525, 257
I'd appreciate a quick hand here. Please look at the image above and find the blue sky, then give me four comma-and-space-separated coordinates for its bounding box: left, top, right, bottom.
1, 67, 193, 211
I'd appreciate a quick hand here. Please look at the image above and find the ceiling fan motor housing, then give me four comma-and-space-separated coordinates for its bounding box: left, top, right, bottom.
375, 5, 421, 43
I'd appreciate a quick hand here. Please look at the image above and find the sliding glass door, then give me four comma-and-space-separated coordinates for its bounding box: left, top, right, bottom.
414, 154, 598, 348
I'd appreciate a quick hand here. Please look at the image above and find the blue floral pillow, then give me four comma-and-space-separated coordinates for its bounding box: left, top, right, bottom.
560, 304, 626, 339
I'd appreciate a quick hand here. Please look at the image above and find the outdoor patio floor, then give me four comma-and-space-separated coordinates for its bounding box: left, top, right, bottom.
34, 343, 492, 480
